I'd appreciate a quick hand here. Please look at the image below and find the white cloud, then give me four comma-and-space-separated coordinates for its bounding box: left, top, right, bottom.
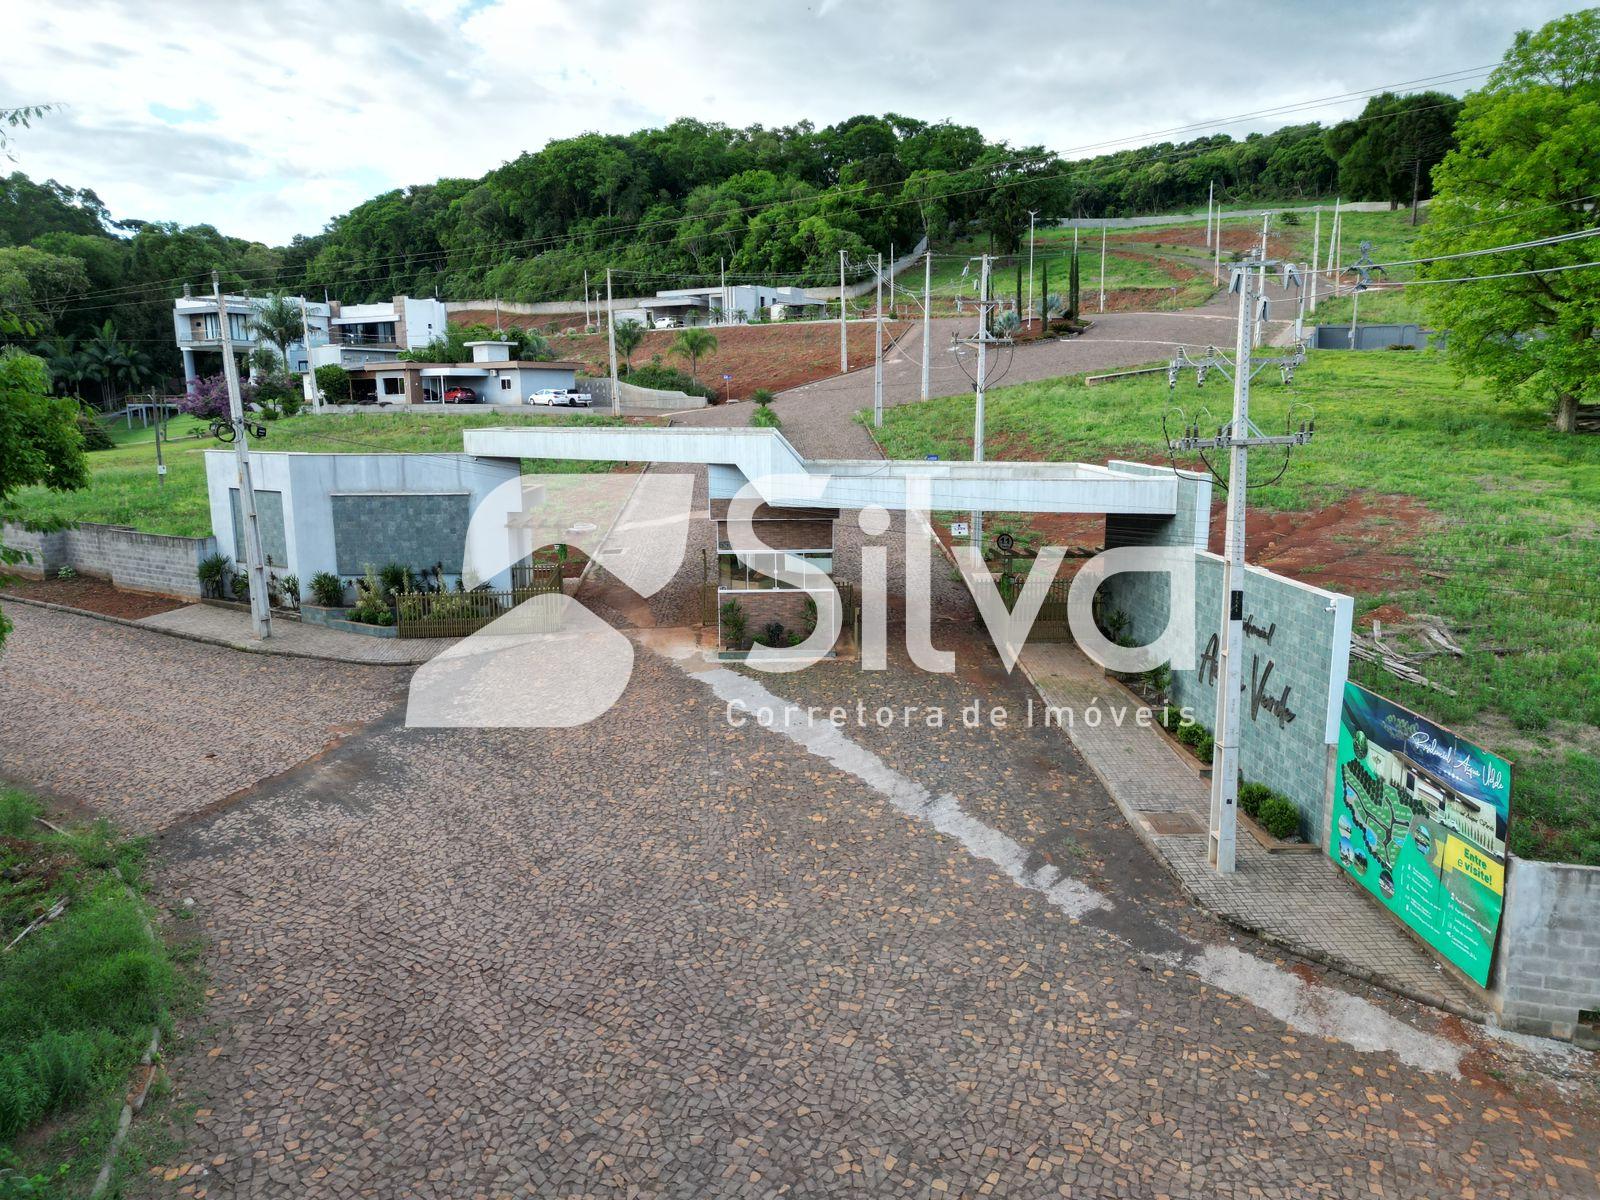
0, 0, 1585, 243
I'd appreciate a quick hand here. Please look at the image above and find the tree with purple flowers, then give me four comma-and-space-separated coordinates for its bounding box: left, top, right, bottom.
177, 372, 253, 420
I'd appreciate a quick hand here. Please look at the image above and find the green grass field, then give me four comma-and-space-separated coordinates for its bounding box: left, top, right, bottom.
872, 350, 1600, 865
11, 411, 627, 538
0, 789, 185, 1196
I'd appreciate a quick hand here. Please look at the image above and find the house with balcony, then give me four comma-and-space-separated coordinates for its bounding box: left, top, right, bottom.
174, 291, 449, 389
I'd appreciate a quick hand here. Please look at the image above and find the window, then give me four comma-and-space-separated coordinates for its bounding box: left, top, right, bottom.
500, 377, 512, 390
718, 550, 832, 590
382, 377, 405, 395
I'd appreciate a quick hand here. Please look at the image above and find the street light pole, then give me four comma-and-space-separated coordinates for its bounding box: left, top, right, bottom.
839, 249, 848, 374
1026, 210, 1038, 327
920, 249, 931, 402
1309, 207, 1322, 315
605, 268, 619, 417
1099, 221, 1107, 313
872, 253, 884, 428
971, 253, 991, 551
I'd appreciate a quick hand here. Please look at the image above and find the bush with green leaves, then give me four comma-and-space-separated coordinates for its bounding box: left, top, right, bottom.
1238, 781, 1273, 821
307, 571, 345, 608
750, 404, 781, 429
719, 598, 747, 649
196, 552, 230, 599
378, 562, 411, 598
349, 567, 394, 626
1258, 795, 1301, 840
313, 364, 351, 404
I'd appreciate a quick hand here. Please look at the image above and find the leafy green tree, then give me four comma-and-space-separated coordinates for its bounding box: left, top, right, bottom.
612, 317, 646, 367
1418, 9, 1600, 433
0, 343, 88, 648
667, 327, 718, 381
1325, 92, 1461, 209
314, 364, 351, 403
0, 246, 90, 333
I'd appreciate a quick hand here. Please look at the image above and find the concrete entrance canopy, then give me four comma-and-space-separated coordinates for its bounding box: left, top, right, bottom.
461, 427, 1178, 517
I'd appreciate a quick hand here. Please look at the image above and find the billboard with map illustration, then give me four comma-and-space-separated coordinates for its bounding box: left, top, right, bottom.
1330, 683, 1511, 987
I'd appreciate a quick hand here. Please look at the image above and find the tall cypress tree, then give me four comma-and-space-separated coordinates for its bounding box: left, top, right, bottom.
1068, 244, 1081, 322
1041, 261, 1050, 327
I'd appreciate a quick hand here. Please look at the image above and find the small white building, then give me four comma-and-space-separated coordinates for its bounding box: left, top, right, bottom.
342, 340, 584, 407
639, 284, 827, 327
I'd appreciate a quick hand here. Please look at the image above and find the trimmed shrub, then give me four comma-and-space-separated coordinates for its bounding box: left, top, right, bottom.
1259, 796, 1301, 840
719, 599, 747, 649
1238, 781, 1273, 821
308, 571, 345, 608
197, 552, 231, 599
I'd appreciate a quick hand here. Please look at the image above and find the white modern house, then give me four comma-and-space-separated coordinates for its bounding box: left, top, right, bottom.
629, 283, 828, 328
174, 291, 448, 389
341, 340, 584, 407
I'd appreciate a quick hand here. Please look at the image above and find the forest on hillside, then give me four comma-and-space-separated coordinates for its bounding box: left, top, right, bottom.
1, 92, 1458, 384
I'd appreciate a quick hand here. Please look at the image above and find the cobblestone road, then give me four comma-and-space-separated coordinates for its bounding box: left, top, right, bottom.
1, 605, 1597, 1198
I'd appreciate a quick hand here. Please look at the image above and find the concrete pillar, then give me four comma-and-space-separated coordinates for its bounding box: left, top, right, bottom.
182, 348, 198, 391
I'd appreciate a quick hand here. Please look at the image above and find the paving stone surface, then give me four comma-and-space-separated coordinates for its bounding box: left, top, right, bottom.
1019, 641, 1489, 1015
137, 603, 459, 664
2, 604, 1597, 1199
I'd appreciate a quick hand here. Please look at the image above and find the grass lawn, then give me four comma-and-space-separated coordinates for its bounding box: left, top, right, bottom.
11, 411, 627, 539
872, 350, 1600, 865
0, 788, 186, 1196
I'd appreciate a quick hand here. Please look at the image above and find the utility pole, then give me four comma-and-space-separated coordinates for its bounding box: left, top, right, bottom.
969, 254, 994, 551
583, 269, 590, 329
1099, 221, 1108, 313
1168, 254, 1310, 874
300, 297, 321, 413
1409, 159, 1421, 226
1206, 180, 1215, 247
839, 249, 848, 374
1309, 206, 1322, 315
214, 273, 271, 640
1253, 213, 1269, 347
920, 249, 931, 401
720, 256, 727, 323
1329, 196, 1342, 282
1213, 215, 1223, 286
1026, 210, 1039, 327
872, 253, 884, 428
605, 268, 619, 417
153, 389, 166, 487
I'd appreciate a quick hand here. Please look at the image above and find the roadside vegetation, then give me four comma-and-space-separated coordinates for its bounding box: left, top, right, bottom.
0, 787, 187, 1196
872, 351, 1600, 865
9, 411, 627, 538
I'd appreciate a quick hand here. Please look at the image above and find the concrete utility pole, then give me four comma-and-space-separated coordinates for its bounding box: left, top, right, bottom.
839, 249, 848, 374
1213, 215, 1223, 286
1168, 255, 1310, 874
214, 273, 271, 640
300, 297, 321, 413
1206, 180, 1215, 247
1309, 207, 1322, 314
920, 249, 931, 401
583, 269, 590, 329
1099, 221, 1108, 313
1026, 210, 1039, 326
606, 268, 619, 417
1329, 197, 1342, 282
971, 254, 993, 551
1253, 213, 1269, 347
720, 257, 727, 323
872, 253, 884, 428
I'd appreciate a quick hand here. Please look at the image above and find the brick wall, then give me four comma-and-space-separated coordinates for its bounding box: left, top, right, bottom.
718, 590, 813, 648
1494, 856, 1600, 1045
1, 524, 64, 577
3, 521, 215, 599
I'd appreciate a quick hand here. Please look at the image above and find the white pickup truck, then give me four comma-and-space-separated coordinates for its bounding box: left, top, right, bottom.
528, 388, 593, 408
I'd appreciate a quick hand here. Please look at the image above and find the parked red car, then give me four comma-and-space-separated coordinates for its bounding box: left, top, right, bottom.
442, 387, 478, 404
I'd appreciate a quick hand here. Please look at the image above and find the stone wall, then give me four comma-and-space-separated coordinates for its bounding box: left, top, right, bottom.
3, 521, 215, 599
1494, 856, 1600, 1045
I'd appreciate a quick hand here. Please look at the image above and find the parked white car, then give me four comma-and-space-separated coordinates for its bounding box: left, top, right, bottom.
653, 317, 679, 329
528, 388, 593, 408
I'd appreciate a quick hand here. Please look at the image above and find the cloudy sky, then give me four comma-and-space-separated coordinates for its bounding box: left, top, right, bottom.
1, 0, 1584, 245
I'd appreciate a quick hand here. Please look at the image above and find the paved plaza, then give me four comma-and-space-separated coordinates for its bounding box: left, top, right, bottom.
1, 602, 1597, 1198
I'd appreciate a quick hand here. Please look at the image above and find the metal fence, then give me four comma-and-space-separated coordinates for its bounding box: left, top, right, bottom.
395, 565, 564, 638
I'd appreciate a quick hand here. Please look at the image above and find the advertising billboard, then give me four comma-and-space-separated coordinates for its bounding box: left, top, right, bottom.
1330, 683, 1511, 987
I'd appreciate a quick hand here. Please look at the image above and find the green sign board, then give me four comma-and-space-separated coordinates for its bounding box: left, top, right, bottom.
1330, 683, 1511, 987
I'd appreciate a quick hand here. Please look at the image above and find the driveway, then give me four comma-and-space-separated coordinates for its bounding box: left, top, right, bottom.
0, 604, 1596, 1198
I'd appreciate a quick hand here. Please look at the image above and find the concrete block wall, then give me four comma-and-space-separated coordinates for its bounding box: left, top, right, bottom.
3, 521, 214, 598
1097, 462, 1354, 843
1, 524, 63, 577
1494, 856, 1600, 1044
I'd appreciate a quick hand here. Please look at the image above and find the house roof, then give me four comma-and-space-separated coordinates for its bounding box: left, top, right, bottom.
344, 359, 584, 375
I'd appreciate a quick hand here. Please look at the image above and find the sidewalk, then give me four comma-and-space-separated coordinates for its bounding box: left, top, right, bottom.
136, 603, 454, 664
1018, 641, 1489, 1018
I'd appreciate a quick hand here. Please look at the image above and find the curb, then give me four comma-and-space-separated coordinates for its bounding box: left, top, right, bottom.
0, 594, 430, 667
1010, 648, 1487, 1024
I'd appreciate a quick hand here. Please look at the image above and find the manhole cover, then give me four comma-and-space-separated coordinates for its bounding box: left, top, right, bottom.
1143, 811, 1206, 836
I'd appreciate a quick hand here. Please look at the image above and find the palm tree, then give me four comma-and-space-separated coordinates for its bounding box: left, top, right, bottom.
82, 320, 133, 409
667, 327, 718, 382
612, 318, 645, 369
34, 335, 86, 396
248, 293, 304, 370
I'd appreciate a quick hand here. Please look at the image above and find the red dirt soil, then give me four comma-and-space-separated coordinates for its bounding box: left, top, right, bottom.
1123, 226, 1296, 259
446, 315, 910, 397
1, 575, 186, 619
